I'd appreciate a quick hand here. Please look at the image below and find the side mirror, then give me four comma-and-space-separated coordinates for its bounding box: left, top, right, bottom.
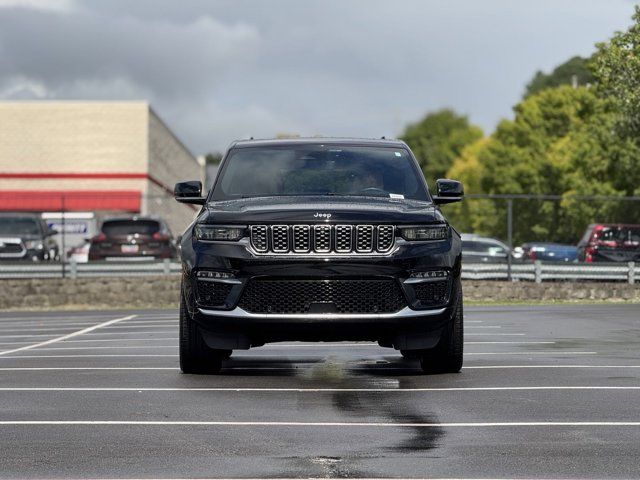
47, 229, 59, 236
174, 181, 206, 205
433, 179, 464, 205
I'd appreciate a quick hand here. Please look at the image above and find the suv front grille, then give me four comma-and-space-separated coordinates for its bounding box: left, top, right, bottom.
250, 224, 395, 255
238, 279, 406, 314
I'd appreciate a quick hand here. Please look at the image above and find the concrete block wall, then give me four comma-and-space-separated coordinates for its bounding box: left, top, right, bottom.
0, 278, 637, 310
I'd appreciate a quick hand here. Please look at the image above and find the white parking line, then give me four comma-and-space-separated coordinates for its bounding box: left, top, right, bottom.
0, 367, 178, 370
465, 333, 525, 336
465, 341, 553, 345
0, 337, 178, 346
0, 320, 175, 329
100, 324, 180, 329
31, 345, 177, 351
0, 386, 638, 392
465, 352, 597, 355
0, 354, 178, 358
0, 315, 137, 356
1, 420, 639, 427
0, 334, 61, 340
30, 342, 556, 351
0, 351, 598, 359
0, 365, 637, 371
82, 331, 176, 336
466, 326, 502, 329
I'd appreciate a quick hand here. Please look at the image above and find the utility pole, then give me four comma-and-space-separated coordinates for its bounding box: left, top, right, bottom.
507, 199, 513, 282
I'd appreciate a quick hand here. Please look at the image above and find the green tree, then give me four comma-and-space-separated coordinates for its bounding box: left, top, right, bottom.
400, 109, 483, 183
593, 5, 640, 138
442, 138, 500, 235
524, 56, 595, 98
447, 85, 640, 244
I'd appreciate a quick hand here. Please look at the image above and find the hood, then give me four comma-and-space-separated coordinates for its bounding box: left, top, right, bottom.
198, 195, 445, 224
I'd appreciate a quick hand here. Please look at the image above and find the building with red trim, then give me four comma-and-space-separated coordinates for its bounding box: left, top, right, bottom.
0, 101, 202, 234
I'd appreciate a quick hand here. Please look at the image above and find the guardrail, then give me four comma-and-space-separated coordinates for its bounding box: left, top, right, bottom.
0, 259, 182, 279
462, 261, 636, 284
0, 260, 635, 284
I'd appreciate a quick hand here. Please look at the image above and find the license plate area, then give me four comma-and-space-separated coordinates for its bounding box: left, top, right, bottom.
121, 244, 139, 253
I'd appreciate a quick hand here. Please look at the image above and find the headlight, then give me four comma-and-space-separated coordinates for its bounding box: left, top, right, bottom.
398, 225, 449, 241
24, 240, 44, 250
194, 225, 246, 241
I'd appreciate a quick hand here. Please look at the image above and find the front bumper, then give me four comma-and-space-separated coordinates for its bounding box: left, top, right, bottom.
183, 232, 461, 349
199, 305, 446, 321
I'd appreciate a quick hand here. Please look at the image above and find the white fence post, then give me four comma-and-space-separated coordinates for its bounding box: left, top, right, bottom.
69, 259, 77, 279
629, 262, 636, 285
534, 261, 542, 284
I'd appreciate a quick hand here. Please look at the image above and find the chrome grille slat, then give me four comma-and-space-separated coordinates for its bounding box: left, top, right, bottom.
250, 226, 268, 252
271, 225, 289, 252
356, 225, 374, 253
377, 225, 394, 252
292, 225, 311, 253
250, 224, 395, 255
335, 225, 353, 253
313, 225, 331, 253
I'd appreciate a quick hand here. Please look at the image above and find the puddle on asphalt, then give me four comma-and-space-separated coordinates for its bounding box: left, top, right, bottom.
296, 356, 445, 453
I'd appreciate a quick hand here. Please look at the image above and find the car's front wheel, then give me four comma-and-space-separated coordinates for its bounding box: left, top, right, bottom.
179, 286, 226, 374
420, 281, 463, 374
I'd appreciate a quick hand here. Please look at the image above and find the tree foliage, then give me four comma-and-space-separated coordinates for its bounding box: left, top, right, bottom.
593, 5, 640, 138
445, 85, 640, 244
524, 56, 594, 98
441, 8, 640, 245
400, 109, 483, 183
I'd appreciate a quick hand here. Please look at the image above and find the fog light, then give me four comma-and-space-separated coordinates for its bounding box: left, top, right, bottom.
197, 270, 235, 279
410, 270, 450, 279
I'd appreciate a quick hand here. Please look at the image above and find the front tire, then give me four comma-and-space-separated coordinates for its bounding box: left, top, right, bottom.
420, 281, 463, 374
179, 287, 225, 374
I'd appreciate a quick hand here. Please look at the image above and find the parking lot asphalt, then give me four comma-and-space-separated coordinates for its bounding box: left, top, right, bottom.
0, 304, 639, 479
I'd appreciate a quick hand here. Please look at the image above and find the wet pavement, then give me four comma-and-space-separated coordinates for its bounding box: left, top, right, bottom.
0, 304, 639, 479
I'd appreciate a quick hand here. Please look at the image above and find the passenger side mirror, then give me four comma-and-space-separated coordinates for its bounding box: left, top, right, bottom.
433, 179, 464, 205
47, 229, 59, 236
174, 181, 206, 205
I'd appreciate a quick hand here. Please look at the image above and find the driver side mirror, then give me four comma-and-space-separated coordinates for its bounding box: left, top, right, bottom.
433, 179, 464, 205
174, 181, 206, 205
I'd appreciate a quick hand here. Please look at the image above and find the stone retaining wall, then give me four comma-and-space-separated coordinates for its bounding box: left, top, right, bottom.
0, 277, 638, 310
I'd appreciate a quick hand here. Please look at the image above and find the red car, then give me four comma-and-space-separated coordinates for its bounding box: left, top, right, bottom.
88, 217, 177, 261
577, 223, 640, 263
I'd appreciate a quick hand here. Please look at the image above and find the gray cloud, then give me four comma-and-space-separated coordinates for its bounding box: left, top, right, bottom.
0, 0, 636, 154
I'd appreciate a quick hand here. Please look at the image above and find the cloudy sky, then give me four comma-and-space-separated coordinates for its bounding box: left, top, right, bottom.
0, 0, 636, 154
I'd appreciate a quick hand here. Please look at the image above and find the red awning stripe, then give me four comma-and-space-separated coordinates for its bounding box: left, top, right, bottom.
0, 191, 141, 212
0, 172, 147, 179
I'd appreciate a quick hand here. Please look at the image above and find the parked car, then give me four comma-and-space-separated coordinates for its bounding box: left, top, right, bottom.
175, 137, 464, 374
577, 223, 640, 263
88, 216, 177, 261
518, 242, 578, 262
461, 234, 512, 263
0, 213, 59, 261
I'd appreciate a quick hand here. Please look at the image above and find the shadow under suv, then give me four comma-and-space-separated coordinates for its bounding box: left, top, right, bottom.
175, 138, 464, 374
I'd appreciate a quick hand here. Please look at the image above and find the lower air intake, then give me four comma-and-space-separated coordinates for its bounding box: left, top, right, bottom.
413, 280, 451, 307
238, 279, 406, 314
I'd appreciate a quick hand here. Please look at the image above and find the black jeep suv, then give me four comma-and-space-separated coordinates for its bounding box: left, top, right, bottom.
175, 138, 464, 374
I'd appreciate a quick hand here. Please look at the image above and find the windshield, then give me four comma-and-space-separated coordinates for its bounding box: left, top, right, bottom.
0, 217, 41, 236
101, 220, 160, 236
211, 145, 429, 201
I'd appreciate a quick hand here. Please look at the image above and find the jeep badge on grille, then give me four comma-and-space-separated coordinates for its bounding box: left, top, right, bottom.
314, 213, 332, 219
